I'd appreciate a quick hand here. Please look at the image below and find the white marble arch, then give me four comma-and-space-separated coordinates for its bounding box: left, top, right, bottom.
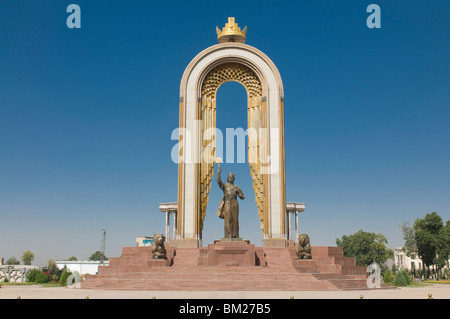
176, 42, 286, 247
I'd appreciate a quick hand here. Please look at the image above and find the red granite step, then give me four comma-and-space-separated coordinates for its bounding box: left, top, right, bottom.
172, 248, 203, 267
82, 270, 338, 291
82, 244, 380, 291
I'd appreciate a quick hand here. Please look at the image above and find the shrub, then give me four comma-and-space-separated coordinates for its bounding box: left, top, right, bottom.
26, 269, 48, 284
383, 270, 394, 284
59, 268, 72, 286
36, 272, 49, 283
393, 271, 408, 286
26, 269, 38, 282
401, 270, 411, 285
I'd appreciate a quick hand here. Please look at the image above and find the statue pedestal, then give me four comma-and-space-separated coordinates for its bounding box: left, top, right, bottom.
169, 238, 201, 248
207, 240, 256, 267
219, 237, 243, 242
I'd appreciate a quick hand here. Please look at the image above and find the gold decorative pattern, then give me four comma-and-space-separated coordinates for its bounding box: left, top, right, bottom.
199, 63, 265, 230
201, 63, 262, 99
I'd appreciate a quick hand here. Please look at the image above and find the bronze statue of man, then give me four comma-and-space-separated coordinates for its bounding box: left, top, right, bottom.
216, 163, 245, 239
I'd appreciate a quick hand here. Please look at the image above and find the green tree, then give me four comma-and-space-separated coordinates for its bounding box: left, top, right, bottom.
47, 259, 62, 282
21, 250, 35, 265
401, 270, 411, 285
336, 230, 394, 267
89, 251, 108, 261
436, 221, 450, 273
393, 271, 408, 286
68, 256, 78, 261
6, 257, 20, 265
383, 270, 394, 284
59, 267, 72, 287
47, 259, 57, 274
391, 262, 398, 274
26, 269, 48, 284
414, 212, 443, 278
401, 221, 417, 259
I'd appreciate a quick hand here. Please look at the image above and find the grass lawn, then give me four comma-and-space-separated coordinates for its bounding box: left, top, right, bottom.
423, 280, 450, 284
1, 282, 61, 287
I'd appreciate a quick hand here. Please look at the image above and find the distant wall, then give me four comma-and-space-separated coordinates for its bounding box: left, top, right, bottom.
0, 265, 38, 283
56, 261, 109, 275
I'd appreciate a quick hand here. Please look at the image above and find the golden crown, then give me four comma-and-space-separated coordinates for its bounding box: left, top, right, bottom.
216, 17, 247, 43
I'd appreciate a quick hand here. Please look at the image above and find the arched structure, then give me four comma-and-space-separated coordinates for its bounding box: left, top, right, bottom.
175, 18, 287, 247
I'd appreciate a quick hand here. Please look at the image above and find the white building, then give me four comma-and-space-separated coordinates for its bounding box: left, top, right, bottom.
394, 248, 422, 271
55, 260, 109, 275
394, 247, 450, 271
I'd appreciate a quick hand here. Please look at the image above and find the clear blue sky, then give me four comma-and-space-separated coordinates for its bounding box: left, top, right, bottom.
1, 1, 449, 266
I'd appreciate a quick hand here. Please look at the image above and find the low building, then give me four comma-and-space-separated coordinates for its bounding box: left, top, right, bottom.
55, 260, 109, 275
136, 235, 153, 247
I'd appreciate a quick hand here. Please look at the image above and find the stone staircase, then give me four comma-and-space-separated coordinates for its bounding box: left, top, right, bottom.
82, 267, 336, 291
81, 243, 390, 291
172, 248, 205, 267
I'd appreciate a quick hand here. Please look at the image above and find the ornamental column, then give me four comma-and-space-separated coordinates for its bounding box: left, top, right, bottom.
286, 202, 306, 243
158, 202, 178, 244
165, 211, 170, 243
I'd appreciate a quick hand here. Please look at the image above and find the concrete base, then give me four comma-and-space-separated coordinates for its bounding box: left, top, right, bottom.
219, 237, 243, 242
208, 240, 255, 267
263, 239, 288, 248
169, 238, 201, 248
287, 239, 296, 247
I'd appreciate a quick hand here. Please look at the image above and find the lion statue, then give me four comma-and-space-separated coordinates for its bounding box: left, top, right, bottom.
151, 233, 166, 259
296, 233, 312, 259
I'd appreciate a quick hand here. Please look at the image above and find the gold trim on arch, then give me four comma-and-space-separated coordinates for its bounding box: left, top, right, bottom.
198, 63, 266, 231
177, 42, 287, 244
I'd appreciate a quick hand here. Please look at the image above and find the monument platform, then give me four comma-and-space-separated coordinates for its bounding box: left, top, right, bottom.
82, 241, 391, 291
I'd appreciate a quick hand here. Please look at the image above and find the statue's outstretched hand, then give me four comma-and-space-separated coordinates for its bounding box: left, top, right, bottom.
215, 158, 222, 172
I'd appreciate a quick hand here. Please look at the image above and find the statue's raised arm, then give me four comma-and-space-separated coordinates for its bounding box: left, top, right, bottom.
217, 163, 224, 190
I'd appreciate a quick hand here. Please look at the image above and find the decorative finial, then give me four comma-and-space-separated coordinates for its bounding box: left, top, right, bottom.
216, 17, 247, 43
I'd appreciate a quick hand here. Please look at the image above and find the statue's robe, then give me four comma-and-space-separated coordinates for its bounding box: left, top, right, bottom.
217, 179, 244, 238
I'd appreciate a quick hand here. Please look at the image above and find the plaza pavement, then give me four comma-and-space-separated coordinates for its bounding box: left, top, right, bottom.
0, 284, 449, 299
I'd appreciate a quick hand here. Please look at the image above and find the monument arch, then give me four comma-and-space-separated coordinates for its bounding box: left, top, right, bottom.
175, 18, 286, 247
82, 18, 378, 293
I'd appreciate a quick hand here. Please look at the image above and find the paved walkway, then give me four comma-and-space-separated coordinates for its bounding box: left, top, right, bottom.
1, 284, 449, 299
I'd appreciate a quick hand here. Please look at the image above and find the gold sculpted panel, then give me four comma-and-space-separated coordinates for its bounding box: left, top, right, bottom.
199, 63, 265, 231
